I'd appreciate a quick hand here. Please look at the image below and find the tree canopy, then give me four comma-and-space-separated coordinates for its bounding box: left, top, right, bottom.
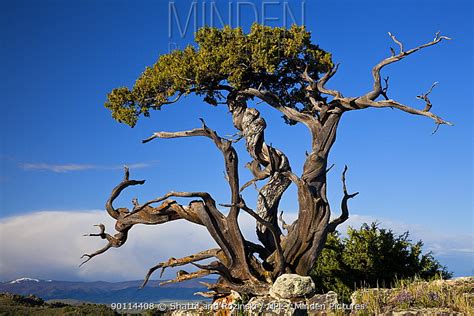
105, 24, 332, 127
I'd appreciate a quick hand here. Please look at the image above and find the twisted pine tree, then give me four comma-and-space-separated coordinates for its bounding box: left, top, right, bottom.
81, 24, 451, 298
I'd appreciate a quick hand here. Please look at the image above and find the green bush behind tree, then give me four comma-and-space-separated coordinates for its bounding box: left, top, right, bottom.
311, 222, 452, 301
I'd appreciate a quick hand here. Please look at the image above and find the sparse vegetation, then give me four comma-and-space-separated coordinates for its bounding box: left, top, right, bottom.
0, 292, 117, 316
352, 277, 473, 314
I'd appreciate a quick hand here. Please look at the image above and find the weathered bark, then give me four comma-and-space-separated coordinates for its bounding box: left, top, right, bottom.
82, 31, 451, 298
227, 92, 292, 252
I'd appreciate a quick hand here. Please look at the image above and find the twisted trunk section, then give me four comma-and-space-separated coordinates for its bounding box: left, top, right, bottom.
280, 113, 342, 275
227, 93, 291, 252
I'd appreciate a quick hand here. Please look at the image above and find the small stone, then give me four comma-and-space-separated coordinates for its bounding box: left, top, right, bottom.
307, 291, 338, 306
270, 274, 316, 299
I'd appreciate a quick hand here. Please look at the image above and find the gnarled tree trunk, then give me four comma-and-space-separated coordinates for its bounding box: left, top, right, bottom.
81, 31, 451, 299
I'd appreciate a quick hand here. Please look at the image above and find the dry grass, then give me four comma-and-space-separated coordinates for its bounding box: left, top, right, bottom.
351, 277, 473, 315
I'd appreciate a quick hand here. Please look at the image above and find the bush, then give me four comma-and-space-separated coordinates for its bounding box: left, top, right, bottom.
310, 222, 452, 301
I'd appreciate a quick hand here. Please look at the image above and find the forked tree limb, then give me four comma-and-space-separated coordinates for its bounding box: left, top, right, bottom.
141, 249, 223, 288
80, 243, 113, 267
124, 190, 220, 219
143, 120, 264, 284
418, 81, 438, 112
328, 166, 359, 233
81, 168, 230, 266
105, 166, 145, 219
84, 164, 261, 286
349, 97, 453, 132
240, 88, 318, 131
142, 118, 240, 218
159, 269, 212, 286
80, 224, 127, 266
301, 63, 343, 101
364, 31, 451, 101
220, 196, 285, 277
300, 66, 323, 113
317, 33, 453, 132
381, 76, 390, 100
316, 63, 343, 99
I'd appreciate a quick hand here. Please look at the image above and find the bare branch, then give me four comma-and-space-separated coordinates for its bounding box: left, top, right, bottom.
125, 191, 219, 218
240, 88, 317, 130
381, 76, 390, 100
388, 32, 404, 54
364, 32, 451, 101
141, 249, 222, 288
80, 224, 127, 266
316, 63, 343, 98
79, 244, 113, 267
105, 166, 145, 219
194, 291, 217, 298
82, 224, 106, 238
350, 97, 453, 130
417, 81, 438, 112
191, 261, 236, 282
220, 196, 285, 276
328, 165, 359, 232
278, 211, 290, 232
159, 270, 212, 286
239, 169, 269, 193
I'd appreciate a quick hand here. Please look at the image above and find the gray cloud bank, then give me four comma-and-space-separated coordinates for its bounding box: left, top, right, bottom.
0, 211, 471, 282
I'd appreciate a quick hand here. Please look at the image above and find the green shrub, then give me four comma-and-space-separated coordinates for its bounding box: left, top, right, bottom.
311, 222, 452, 301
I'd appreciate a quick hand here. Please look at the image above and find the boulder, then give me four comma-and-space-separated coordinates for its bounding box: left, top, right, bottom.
269, 274, 316, 299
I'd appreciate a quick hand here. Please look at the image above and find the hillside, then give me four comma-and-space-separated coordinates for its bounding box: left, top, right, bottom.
0, 277, 211, 304
0, 292, 117, 316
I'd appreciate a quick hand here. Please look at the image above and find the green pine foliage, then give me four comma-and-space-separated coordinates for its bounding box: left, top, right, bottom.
105, 24, 333, 127
311, 223, 452, 301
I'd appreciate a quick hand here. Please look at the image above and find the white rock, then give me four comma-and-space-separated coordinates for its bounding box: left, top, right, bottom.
269, 274, 315, 299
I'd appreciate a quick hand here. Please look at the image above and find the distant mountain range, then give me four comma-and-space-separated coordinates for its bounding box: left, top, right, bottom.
0, 277, 212, 304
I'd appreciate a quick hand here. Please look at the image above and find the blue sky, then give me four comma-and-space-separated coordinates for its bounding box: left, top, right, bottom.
0, 0, 472, 281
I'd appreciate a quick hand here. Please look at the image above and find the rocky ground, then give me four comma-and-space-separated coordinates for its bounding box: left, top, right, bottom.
1, 276, 472, 315
169, 275, 473, 315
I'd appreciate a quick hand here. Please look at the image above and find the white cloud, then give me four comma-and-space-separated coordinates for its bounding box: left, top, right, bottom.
0, 211, 471, 282
0, 210, 218, 282
18, 161, 157, 173
19, 163, 96, 172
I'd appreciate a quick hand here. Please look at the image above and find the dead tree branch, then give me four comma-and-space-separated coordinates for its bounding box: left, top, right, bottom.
278, 211, 291, 232
328, 166, 359, 232
417, 81, 438, 112
141, 249, 223, 288
364, 31, 451, 101
105, 166, 145, 219
159, 270, 212, 286
316, 63, 343, 98
80, 224, 127, 266
330, 33, 453, 132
